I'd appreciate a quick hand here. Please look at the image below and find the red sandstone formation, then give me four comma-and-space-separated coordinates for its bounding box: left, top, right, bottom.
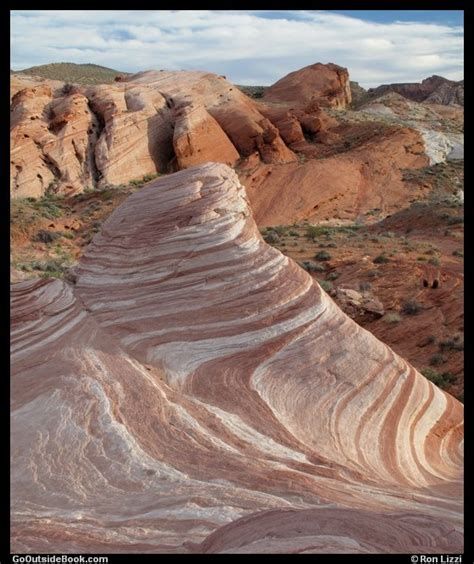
9, 65, 462, 227
10, 69, 298, 198
240, 126, 429, 226
173, 104, 239, 169
263, 63, 352, 108
11, 164, 463, 554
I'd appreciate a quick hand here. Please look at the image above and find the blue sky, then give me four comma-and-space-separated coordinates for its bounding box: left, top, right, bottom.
10, 10, 463, 88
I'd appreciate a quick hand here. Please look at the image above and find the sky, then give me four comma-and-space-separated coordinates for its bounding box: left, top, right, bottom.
10, 10, 464, 88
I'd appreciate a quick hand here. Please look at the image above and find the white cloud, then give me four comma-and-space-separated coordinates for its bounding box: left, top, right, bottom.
10, 10, 464, 88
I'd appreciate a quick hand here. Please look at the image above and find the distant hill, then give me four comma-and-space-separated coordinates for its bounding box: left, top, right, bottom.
15, 62, 128, 85
367, 75, 464, 107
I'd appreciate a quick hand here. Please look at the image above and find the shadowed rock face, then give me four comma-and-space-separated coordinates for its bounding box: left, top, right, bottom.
368, 75, 464, 107
10, 70, 297, 198
11, 163, 463, 554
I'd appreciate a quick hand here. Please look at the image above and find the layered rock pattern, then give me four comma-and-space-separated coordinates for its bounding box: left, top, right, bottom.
11, 164, 463, 553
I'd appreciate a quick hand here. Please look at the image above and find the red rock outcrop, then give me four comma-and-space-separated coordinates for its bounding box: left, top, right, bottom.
240, 126, 429, 226
10, 70, 298, 198
11, 163, 463, 553
173, 104, 239, 169
263, 63, 352, 108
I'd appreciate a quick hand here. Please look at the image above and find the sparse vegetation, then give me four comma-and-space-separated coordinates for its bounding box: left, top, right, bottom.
383, 312, 401, 324
429, 353, 447, 367
32, 230, 61, 244
421, 368, 456, 390
16, 62, 127, 84
299, 261, 325, 273
315, 250, 332, 261
438, 337, 464, 351
428, 257, 440, 266
318, 279, 333, 292
373, 254, 389, 264
402, 299, 423, 315
263, 231, 280, 244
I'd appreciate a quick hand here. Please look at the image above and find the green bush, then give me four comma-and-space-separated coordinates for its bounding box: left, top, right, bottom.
300, 261, 325, 273
272, 225, 288, 237
318, 279, 333, 292
32, 230, 60, 244
429, 353, 447, 367
315, 250, 332, 261
305, 225, 322, 239
263, 231, 280, 244
438, 338, 464, 351
421, 368, 456, 390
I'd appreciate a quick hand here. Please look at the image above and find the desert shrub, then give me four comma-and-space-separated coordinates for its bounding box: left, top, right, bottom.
142, 173, 159, 182
300, 261, 325, 273
263, 231, 280, 244
326, 271, 340, 281
447, 216, 464, 225
383, 312, 401, 324
61, 231, 75, 240
359, 281, 372, 292
367, 270, 381, 278
373, 254, 389, 264
428, 257, 440, 266
429, 353, 447, 367
318, 279, 333, 292
402, 299, 423, 315
289, 230, 299, 237
35, 200, 63, 220
305, 225, 322, 239
272, 225, 288, 237
33, 230, 60, 243
315, 250, 332, 261
438, 337, 464, 351
421, 368, 456, 390
452, 249, 464, 257
417, 256, 427, 262
325, 242, 337, 248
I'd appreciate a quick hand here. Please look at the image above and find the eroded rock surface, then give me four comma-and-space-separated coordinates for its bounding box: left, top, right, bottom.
263, 63, 352, 108
11, 163, 463, 554
10, 70, 297, 198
